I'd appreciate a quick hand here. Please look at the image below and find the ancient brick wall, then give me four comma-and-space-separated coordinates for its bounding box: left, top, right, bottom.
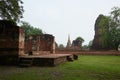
19, 27, 25, 55
40, 34, 55, 53
0, 20, 19, 56
0, 20, 25, 64
25, 34, 55, 54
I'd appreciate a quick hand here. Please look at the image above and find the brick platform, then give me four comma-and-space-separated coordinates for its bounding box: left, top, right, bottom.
19, 54, 74, 67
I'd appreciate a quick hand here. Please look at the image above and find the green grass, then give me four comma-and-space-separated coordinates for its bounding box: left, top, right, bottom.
0, 55, 120, 80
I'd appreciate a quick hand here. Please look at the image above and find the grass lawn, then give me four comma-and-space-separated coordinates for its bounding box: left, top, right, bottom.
0, 55, 120, 80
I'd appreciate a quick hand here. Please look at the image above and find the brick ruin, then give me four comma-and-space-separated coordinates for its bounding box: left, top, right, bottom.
66, 35, 81, 49
0, 20, 56, 65
56, 35, 81, 52
0, 20, 75, 66
25, 34, 55, 55
91, 15, 103, 50
0, 20, 24, 65
72, 40, 81, 49
66, 35, 72, 48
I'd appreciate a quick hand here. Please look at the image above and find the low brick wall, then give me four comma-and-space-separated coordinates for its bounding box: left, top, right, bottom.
0, 20, 25, 65
33, 56, 67, 66
19, 54, 73, 67
56, 51, 120, 55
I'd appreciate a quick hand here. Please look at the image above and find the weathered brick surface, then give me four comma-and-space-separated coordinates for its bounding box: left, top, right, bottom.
91, 15, 104, 50
19, 54, 73, 66
25, 34, 55, 55
0, 20, 25, 65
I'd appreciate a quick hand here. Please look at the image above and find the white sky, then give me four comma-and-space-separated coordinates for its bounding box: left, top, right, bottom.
21, 0, 120, 46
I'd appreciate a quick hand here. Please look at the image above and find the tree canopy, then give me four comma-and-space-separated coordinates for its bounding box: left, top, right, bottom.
0, 0, 24, 22
75, 37, 84, 43
98, 15, 112, 49
59, 44, 65, 49
75, 36, 84, 46
21, 21, 43, 37
109, 7, 120, 50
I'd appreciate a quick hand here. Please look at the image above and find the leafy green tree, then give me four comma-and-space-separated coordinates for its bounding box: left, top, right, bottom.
21, 21, 43, 37
88, 40, 93, 48
0, 0, 24, 22
75, 36, 84, 46
76, 37, 84, 43
109, 7, 120, 50
98, 15, 112, 49
59, 44, 64, 48
98, 7, 120, 50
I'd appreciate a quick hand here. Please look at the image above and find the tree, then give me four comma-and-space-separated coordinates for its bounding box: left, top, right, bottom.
88, 40, 93, 48
98, 15, 112, 49
109, 7, 120, 50
75, 36, 84, 46
98, 7, 120, 50
76, 37, 84, 43
59, 44, 64, 48
21, 21, 43, 37
0, 0, 24, 22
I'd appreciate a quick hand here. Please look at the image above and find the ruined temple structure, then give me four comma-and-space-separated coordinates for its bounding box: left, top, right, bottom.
72, 39, 81, 49
0, 20, 24, 65
91, 15, 104, 50
66, 35, 72, 48
19, 34, 74, 67
0, 20, 75, 66
25, 34, 55, 55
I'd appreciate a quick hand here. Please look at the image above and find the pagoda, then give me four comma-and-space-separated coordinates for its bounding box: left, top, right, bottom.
66, 35, 72, 48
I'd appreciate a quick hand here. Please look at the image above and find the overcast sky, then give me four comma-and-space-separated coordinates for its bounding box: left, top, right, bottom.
22, 0, 120, 46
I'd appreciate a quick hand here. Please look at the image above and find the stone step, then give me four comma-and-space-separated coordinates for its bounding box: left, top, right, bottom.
18, 58, 33, 67
67, 56, 74, 61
